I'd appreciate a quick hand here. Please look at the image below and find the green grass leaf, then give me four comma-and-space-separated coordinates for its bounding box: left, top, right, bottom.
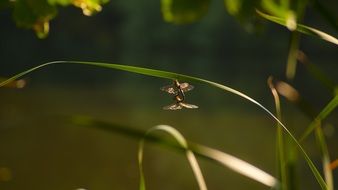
273, 79, 334, 190
72, 117, 278, 187
13, 0, 57, 38
300, 95, 338, 141
257, 10, 338, 45
286, 31, 301, 79
138, 125, 207, 190
315, 122, 334, 190
0, 61, 328, 189
268, 77, 288, 190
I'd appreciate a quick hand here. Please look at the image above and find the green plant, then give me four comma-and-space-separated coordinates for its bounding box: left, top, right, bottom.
1, 0, 337, 189
1, 59, 337, 189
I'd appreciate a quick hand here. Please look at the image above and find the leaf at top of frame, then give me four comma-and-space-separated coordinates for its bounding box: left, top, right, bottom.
257, 10, 338, 45
224, 0, 263, 32
161, 0, 210, 24
13, 0, 57, 38
48, 0, 109, 16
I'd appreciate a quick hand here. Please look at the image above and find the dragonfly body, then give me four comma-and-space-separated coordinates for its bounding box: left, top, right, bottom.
161, 80, 198, 110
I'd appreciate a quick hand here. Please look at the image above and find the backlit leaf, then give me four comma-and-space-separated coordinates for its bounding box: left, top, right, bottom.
12, 0, 57, 38
257, 10, 338, 45
161, 0, 210, 24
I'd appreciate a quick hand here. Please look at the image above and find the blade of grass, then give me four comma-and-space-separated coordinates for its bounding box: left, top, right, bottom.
72, 116, 278, 187
138, 125, 207, 190
286, 31, 301, 79
285, 0, 307, 80
261, 0, 287, 18
189, 143, 278, 187
299, 95, 338, 141
314, 121, 334, 190
273, 80, 334, 190
268, 77, 287, 190
0, 77, 26, 89
0, 61, 328, 189
257, 10, 338, 45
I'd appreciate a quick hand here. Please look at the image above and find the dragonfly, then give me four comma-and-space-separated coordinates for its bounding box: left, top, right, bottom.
160, 79, 194, 95
161, 80, 198, 110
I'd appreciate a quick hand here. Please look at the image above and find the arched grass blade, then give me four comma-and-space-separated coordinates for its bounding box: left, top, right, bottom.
138, 125, 207, 190
256, 10, 338, 45
73, 117, 278, 187
0, 61, 328, 189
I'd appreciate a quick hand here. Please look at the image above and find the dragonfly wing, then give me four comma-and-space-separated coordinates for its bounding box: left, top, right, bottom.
179, 102, 198, 109
160, 85, 177, 94
180, 83, 194, 92
163, 103, 183, 110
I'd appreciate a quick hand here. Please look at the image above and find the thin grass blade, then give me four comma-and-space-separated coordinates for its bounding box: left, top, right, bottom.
73, 117, 278, 187
190, 143, 278, 187
0, 61, 328, 189
300, 95, 338, 141
268, 77, 287, 190
0, 77, 26, 89
315, 121, 334, 190
257, 10, 338, 45
273, 79, 334, 190
286, 32, 301, 80
138, 125, 207, 190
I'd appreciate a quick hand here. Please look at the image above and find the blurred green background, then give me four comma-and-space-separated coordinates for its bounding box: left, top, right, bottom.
0, 0, 337, 189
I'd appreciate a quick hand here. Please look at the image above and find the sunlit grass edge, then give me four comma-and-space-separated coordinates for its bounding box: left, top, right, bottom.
0, 61, 328, 189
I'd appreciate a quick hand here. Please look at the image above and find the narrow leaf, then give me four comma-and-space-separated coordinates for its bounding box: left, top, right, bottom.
0, 61, 328, 189
274, 79, 334, 190
300, 95, 338, 141
268, 77, 287, 190
73, 117, 278, 187
257, 10, 338, 45
138, 125, 207, 190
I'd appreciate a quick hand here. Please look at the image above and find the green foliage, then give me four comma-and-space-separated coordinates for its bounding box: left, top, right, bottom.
224, 0, 260, 25
257, 10, 338, 45
0, 61, 329, 189
2, 0, 338, 45
13, 0, 57, 38
1, 0, 337, 189
72, 117, 278, 188
161, 0, 210, 24
5, 0, 108, 38
138, 125, 207, 190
